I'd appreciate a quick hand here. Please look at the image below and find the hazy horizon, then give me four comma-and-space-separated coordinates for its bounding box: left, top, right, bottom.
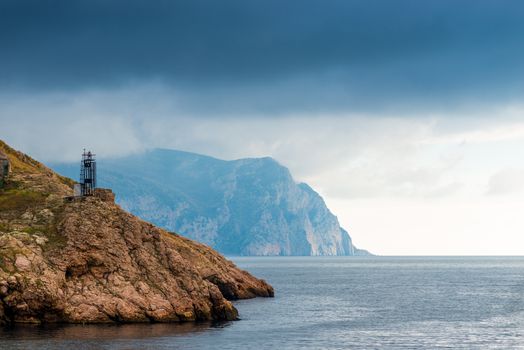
2, 0, 524, 255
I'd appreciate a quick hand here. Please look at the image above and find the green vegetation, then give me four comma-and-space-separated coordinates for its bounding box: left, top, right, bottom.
0, 244, 25, 273
0, 189, 46, 213
0, 222, 9, 232
0, 140, 75, 190
19, 215, 67, 251
21, 226, 44, 235
0, 140, 42, 174
35, 278, 44, 288
0, 255, 7, 272
57, 174, 75, 189
42, 224, 66, 251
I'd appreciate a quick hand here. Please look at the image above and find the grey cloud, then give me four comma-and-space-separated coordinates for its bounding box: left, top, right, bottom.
1, 89, 518, 201
1, 0, 524, 114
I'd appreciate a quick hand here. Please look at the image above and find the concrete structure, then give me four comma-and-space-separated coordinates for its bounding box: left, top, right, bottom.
73, 184, 82, 197
0, 151, 9, 188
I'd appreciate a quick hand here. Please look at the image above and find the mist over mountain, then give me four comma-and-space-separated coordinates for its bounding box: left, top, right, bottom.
52, 149, 368, 256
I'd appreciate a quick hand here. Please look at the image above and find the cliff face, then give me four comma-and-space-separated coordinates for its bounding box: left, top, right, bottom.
54, 149, 367, 256
0, 141, 273, 325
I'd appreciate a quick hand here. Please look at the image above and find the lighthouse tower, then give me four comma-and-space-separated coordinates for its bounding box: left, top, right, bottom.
79, 150, 96, 196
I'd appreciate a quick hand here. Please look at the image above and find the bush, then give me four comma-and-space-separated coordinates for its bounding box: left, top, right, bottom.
0, 189, 46, 213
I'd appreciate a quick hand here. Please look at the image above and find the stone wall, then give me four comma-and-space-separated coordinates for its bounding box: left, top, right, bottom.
93, 188, 115, 203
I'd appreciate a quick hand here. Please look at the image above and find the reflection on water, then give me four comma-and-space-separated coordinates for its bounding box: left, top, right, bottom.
2, 322, 230, 341
1, 322, 233, 350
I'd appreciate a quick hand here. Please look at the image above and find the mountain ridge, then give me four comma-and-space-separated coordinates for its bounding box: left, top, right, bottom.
53, 148, 369, 256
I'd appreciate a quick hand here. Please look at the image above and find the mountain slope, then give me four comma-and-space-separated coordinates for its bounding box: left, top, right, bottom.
53, 149, 368, 256
0, 141, 273, 325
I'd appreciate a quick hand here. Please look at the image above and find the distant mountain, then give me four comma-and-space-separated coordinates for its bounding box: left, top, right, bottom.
52, 149, 368, 256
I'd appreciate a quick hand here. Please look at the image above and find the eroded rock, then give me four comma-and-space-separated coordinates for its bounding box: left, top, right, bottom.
0, 140, 273, 325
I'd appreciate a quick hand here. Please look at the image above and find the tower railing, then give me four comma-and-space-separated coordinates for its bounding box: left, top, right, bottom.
80, 150, 96, 196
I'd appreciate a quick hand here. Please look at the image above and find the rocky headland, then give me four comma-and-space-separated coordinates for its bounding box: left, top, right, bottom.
0, 141, 273, 325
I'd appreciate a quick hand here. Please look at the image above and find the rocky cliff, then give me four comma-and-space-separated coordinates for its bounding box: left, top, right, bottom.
53, 149, 368, 256
0, 141, 273, 325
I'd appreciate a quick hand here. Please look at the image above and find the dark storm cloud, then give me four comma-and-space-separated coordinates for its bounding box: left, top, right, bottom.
1, 0, 524, 113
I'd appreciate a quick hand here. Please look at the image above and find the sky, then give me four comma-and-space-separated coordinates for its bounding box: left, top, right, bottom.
1, 0, 524, 255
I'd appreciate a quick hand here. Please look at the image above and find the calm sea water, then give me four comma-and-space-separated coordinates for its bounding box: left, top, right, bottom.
2, 257, 524, 349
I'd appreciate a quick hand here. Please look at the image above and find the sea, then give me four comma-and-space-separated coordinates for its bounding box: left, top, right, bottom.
1, 256, 524, 349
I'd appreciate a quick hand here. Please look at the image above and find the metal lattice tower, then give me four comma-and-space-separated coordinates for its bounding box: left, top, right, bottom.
80, 150, 96, 196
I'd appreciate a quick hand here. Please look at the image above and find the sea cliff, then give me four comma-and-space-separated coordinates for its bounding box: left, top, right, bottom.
53, 149, 369, 256
0, 141, 273, 325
